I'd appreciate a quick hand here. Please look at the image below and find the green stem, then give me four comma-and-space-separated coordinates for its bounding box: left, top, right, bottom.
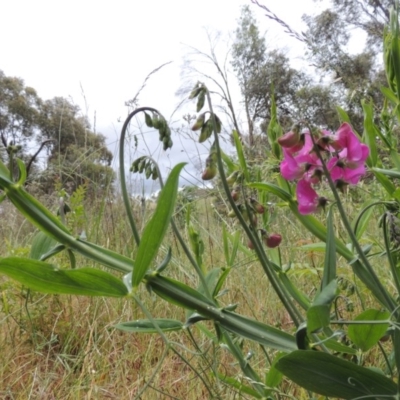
309, 127, 396, 312
205, 87, 302, 326
119, 107, 163, 247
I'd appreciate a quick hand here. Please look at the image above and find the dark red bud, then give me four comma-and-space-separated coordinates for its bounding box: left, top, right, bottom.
265, 233, 282, 248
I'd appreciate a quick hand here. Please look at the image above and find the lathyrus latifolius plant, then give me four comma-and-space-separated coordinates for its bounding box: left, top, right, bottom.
3, 9, 400, 398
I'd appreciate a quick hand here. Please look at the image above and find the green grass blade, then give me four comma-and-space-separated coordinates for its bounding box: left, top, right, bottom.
0, 257, 128, 297
133, 163, 186, 288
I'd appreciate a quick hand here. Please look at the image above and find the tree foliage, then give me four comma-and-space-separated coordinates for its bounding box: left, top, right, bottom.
231, 6, 305, 142
0, 70, 114, 194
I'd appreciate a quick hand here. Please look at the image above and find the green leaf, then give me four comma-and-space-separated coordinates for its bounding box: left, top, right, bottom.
347, 309, 390, 352
0, 257, 128, 297
133, 163, 186, 288
213, 267, 231, 298
307, 280, 337, 334
147, 274, 297, 351
373, 167, 400, 178
336, 106, 351, 123
322, 207, 336, 289
114, 318, 183, 333
276, 350, 397, 399
220, 150, 237, 173
299, 242, 326, 252
249, 182, 292, 202
265, 352, 285, 389
372, 169, 396, 196
30, 231, 58, 260
362, 99, 379, 167
352, 199, 379, 240
278, 272, 310, 310
380, 86, 399, 105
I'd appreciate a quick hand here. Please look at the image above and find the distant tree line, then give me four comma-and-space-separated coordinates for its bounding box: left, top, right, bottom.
0, 70, 114, 195
183, 1, 393, 147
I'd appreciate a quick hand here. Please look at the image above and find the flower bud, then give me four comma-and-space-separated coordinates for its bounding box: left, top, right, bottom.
231, 186, 240, 202
278, 129, 300, 148
250, 198, 265, 214
191, 113, 206, 131
265, 233, 282, 248
202, 164, 217, 180
226, 171, 240, 185
202, 151, 217, 180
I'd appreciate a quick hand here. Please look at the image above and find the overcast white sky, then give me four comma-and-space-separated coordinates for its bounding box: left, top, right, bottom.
1, 0, 328, 192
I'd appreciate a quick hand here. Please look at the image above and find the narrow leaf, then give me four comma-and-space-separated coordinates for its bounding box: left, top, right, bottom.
336, 106, 351, 123
307, 280, 337, 334
30, 231, 58, 260
114, 318, 183, 333
276, 350, 397, 399
362, 99, 379, 167
133, 163, 186, 287
0, 257, 128, 297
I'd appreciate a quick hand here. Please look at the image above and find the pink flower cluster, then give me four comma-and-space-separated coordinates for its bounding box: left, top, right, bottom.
278, 123, 369, 214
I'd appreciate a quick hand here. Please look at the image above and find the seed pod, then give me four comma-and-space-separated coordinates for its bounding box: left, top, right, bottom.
191, 113, 206, 131
162, 136, 169, 151
202, 151, 217, 180
199, 119, 212, 143
138, 158, 146, 173
152, 114, 161, 129
189, 83, 202, 99
164, 125, 171, 138
130, 156, 145, 173
226, 171, 240, 186
145, 164, 152, 179
197, 90, 206, 112
213, 113, 222, 133
151, 167, 159, 180
231, 187, 240, 202
144, 112, 153, 128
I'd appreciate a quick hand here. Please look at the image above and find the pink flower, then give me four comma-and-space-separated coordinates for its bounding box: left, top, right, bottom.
296, 179, 327, 215
327, 124, 369, 184
280, 145, 321, 182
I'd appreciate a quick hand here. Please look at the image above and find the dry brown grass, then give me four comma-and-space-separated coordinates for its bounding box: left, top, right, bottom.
0, 185, 389, 399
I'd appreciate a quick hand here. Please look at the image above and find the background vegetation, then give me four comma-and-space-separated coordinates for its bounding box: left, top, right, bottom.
1, 1, 399, 399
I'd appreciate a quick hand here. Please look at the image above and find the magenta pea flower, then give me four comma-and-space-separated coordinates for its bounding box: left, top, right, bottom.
327, 124, 369, 184
296, 179, 327, 215
280, 145, 321, 182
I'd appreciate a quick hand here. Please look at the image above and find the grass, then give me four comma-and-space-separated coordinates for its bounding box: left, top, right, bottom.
0, 177, 390, 399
